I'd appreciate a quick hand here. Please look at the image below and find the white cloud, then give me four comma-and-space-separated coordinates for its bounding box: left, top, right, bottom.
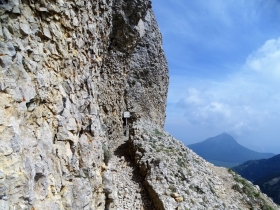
245, 38, 280, 79
179, 88, 204, 105
154, 0, 280, 153
168, 36, 280, 137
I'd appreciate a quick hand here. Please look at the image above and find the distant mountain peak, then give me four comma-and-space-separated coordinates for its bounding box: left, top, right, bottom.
219, 132, 233, 137
188, 133, 274, 165
205, 132, 236, 143
218, 132, 234, 138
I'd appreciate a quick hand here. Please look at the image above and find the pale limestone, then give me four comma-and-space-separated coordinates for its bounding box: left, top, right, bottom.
0, 0, 279, 210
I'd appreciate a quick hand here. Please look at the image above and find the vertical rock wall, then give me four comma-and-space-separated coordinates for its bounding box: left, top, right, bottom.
0, 0, 168, 209
98, 0, 168, 142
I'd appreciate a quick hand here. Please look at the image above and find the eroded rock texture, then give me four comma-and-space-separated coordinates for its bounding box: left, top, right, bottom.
0, 0, 168, 209
1, 0, 279, 210
129, 121, 280, 210
98, 0, 168, 141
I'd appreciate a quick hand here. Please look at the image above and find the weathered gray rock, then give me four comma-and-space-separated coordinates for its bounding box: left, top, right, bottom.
98, 2, 168, 142
0, 0, 279, 209
129, 120, 280, 210
0, 42, 16, 56
20, 23, 31, 35
1, 0, 109, 209
0, 0, 168, 209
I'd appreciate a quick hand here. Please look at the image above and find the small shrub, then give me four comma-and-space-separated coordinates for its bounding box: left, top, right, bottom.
262, 204, 275, 210
228, 168, 233, 173
202, 196, 207, 202
254, 192, 260, 198
189, 185, 195, 191
163, 149, 170, 154
194, 159, 200, 164
156, 148, 162, 153
154, 129, 162, 135
102, 145, 111, 165
169, 185, 177, 192
232, 184, 242, 193
176, 158, 184, 167
210, 186, 215, 194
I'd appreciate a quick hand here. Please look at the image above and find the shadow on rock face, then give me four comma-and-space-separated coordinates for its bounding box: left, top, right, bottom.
114, 139, 156, 210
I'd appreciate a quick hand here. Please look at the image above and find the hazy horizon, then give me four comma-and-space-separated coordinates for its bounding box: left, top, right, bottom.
188, 132, 276, 155
152, 0, 280, 154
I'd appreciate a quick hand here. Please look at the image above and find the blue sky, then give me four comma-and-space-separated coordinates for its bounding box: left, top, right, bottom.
152, 0, 280, 154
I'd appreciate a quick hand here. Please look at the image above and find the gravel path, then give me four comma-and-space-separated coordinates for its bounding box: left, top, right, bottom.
109, 137, 156, 210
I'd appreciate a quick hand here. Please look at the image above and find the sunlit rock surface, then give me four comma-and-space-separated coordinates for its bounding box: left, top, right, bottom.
0, 0, 278, 210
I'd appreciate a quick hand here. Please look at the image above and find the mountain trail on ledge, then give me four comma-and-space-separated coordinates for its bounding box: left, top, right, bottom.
108, 136, 155, 210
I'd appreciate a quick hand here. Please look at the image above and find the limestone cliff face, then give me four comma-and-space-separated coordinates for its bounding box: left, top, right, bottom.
0, 0, 167, 209
0, 0, 279, 210
98, 0, 168, 141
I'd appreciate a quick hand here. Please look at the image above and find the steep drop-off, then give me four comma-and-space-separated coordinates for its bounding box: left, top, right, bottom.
0, 0, 279, 210
233, 154, 280, 205
233, 154, 280, 182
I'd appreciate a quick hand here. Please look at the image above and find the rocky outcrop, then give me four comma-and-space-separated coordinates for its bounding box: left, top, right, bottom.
98, 0, 168, 142
0, 0, 167, 209
129, 120, 279, 210
0, 0, 112, 209
0, 0, 279, 210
